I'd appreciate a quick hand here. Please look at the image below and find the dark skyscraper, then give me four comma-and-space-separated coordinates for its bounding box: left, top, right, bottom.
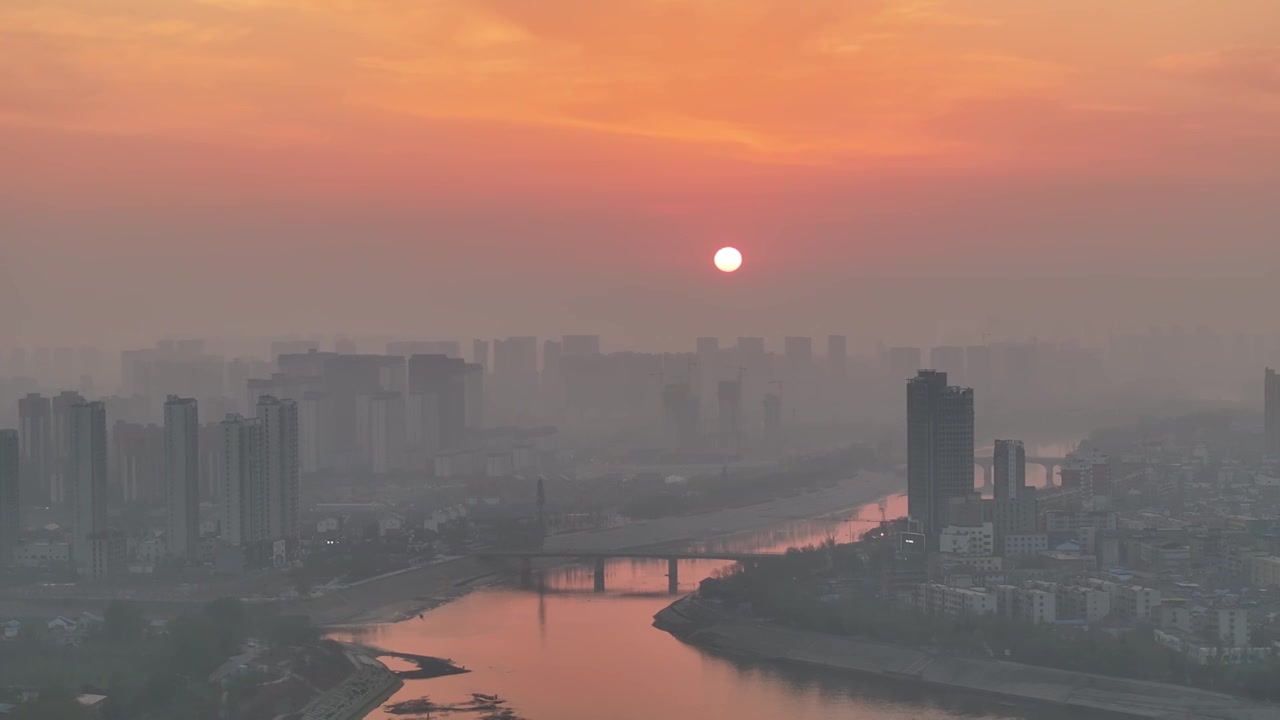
71, 401, 108, 573
1267, 368, 1280, 459
907, 370, 974, 546
993, 439, 1026, 501
0, 429, 19, 562
18, 393, 50, 507
164, 395, 200, 561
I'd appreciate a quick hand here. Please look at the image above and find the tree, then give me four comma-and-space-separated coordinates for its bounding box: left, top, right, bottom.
103, 600, 145, 645
204, 598, 248, 656
9, 688, 93, 720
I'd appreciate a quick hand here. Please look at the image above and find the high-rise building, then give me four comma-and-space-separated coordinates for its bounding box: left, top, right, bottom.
464, 363, 485, 429
562, 335, 601, 357
297, 392, 334, 474
386, 340, 460, 358
408, 355, 467, 450
258, 396, 299, 549
111, 421, 163, 504
50, 391, 86, 507
356, 392, 406, 474
0, 429, 19, 562
827, 335, 847, 378
717, 380, 742, 452
492, 336, 538, 422
1266, 368, 1280, 459
70, 401, 108, 573
695, 337, 720, 421
472, 339, 489, 369
219, 414, 264, 549
18, 393, 50, 507
929, 346, 966, 382
993, 439, 1026, 500
164, 396, 199, 560
661, 382, 699, 451
907, 371, 974, 546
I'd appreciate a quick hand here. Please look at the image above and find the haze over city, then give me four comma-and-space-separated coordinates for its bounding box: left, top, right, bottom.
4, 1, 1280, 347
3, 2, 1280, 720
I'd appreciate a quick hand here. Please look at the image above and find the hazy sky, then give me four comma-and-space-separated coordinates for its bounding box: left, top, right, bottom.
3, 1, 1279, 349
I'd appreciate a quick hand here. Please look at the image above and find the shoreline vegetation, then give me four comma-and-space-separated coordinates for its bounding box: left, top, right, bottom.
651, 537, 1280, 720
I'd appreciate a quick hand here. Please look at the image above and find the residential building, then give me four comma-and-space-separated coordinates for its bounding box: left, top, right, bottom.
1044, 511, 1118, 534
18, 393, 50, 507
356, 392, 406, 474
1058, 585, 1111, 623
407, 355, 467, 451
1106, 584, 1161, 622
1249, 555, 1280, 588
717, 380, 742, 451
112, 421, 163, 505
1216, 608, 1250, 648
258, 396, 299, 549
164, 396, 199, 561
993, 439, 1026, 500
50, 391, 86, 507
997, 586, 1056, 625
0, 429, 18, 562
89, 529, 126, 580
220, 414, 264, 548
916, 583, 997, 618
939, 522, 994, 556
1004, 533, 1049, 558
985, 488, 1037, 552
70, 401, 108, 574
907, 371, 974, 546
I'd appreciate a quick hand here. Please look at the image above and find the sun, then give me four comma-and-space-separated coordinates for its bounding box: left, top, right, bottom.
714, 246, 742, 273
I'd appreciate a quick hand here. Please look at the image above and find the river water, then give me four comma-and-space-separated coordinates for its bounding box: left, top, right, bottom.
335, 490, 1078, 720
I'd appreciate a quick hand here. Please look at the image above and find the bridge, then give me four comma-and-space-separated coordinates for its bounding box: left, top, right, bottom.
972, 454, 1067, 489
471, 550, 786, 594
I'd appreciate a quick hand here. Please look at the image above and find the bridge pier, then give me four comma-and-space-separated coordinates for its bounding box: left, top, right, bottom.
593, 558, 606, 592
1040, 462, 1057, 487
667, 558, 679, 594
520, 557, 533, 589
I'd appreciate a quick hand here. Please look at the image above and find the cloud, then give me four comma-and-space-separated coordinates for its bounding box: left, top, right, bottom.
1152, 46, 1280, 95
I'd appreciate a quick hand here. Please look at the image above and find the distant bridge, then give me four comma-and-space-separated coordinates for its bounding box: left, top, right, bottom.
972, 454, 1067, 488
471, 549, 785, 594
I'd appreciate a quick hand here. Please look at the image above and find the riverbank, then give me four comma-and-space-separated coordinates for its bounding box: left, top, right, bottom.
312, 470, 902, 625
654, 596, 1278, 720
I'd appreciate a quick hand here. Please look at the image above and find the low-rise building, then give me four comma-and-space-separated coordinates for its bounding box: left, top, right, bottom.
1215, 608, 1250, 648
939, 522, 994, 557
1044, 510, 1118, 534
915, 583, 997, 618
1057, 585, 1111, 623
996, 585, 1057, 625
1004, 533, 1048, 558
1249, 555, 1280, 588
12, 540, 70, 568
1106, 583, 1161, 623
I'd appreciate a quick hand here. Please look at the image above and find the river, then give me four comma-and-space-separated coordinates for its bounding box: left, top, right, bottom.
335, 485, 1084, 718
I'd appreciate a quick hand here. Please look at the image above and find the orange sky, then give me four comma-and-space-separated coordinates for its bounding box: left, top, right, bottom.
2, 1, 1279, 345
